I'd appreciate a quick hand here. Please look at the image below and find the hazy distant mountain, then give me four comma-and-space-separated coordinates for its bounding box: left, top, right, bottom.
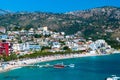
0, 9, 12, 15
0, 6, 120, 40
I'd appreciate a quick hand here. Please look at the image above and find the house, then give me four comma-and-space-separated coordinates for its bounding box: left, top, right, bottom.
20, 29, 27, 35
42, 31, 50, 36
51, 42, 61, 51
7, 31, 20, 35
0, 27, 6, 33
21, 36, 28, 42
35, 30, 42, 34
8, 35, 15, 40
60, 32, 65, 35
72, 47, 78, 51
28, 28, 34, 35
29, 44, 41, 51
39, 39, 49, 46
42, 26, 48, 31
52, 42, 61, 49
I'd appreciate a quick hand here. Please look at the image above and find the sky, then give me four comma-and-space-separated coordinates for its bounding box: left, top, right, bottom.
0, 0, 120, 13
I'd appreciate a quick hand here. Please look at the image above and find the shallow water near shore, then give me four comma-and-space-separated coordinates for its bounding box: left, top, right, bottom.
0, 53, 120, 80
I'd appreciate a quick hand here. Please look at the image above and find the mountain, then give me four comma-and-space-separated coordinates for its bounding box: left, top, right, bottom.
66, 6, 120, 19
66, 6, 120, 38
0, 6, 120, 41
0, 9, 12, 15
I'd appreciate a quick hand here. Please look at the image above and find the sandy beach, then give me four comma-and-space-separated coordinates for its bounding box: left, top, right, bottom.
0, 53, 110, 73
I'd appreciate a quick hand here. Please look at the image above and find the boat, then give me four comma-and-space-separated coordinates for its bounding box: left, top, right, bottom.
68, 64, 75, 68
44, 63, 52, 68
106, 75, 120, 80
38, 65, 43, 68
54, 62, 65, 68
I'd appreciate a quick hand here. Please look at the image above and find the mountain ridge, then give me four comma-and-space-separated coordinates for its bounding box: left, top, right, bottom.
0, 6, 120, 41
0, 9, 12, 15
66, 6, 120, 19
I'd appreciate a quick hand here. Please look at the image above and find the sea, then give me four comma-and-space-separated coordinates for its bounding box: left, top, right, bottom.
0, 53, 120, 80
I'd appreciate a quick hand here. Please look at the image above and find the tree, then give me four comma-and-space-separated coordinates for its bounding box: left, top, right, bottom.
41, 46, 51, 51
9, 53, 18, 60
34, 34, 42, 38
63, 46, 70, 51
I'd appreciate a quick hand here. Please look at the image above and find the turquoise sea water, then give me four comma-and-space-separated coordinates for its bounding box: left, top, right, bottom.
0, 54, 120, 80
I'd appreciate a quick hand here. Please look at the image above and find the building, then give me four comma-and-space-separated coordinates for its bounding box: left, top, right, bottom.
0, 35, 8, 40
89, 39, 112, 54
43, 26, 48, 31
0, 27, 6, 33
52, 42, 61, 49
28, 28, 34, 35
13, 42, 29, 52
29, 44, 41, 51
13, 42, 41, 54
0, 42, 10, 55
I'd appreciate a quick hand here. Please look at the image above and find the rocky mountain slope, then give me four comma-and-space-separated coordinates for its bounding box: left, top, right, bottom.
0, 6, 120, 40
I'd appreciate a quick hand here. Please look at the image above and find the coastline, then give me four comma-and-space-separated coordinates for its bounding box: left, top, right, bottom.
0, 53, 116, 73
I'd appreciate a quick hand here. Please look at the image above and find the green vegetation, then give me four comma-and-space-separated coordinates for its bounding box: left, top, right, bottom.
18, 50, 84, 59
106, 39, 120, 49
41, 46, 51, 51
1, 53, 18, 61
62, 46, 70, 51
33, 34, 42, 38
0, 50, 85, 61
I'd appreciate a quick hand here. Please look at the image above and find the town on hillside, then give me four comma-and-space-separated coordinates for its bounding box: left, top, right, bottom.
0, 26, 114, 57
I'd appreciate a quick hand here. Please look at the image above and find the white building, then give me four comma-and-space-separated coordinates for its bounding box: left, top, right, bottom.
13, 42, 41, 53
13, 42, 29, 52
43, 26, 48, 31
52, 42, 61, 49
28, 28, 34, 35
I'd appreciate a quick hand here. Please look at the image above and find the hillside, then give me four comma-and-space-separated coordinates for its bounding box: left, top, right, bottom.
67, 6, 120, 37
0, 6, 120, 42
0, 9, 12, 15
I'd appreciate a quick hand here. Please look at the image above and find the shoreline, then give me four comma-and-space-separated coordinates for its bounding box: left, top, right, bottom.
0, 53, 117, 73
